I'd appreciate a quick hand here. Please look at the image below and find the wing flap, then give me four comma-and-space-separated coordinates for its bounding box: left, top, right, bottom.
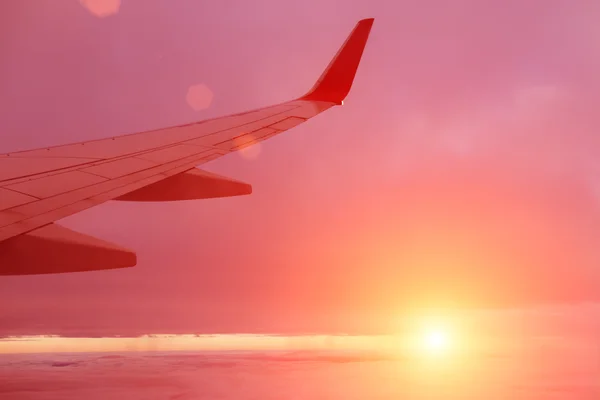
115, 168, 252, 202
0, 223, 136, 275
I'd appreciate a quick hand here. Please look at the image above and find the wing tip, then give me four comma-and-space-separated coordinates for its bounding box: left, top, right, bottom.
300, 18, 375, 105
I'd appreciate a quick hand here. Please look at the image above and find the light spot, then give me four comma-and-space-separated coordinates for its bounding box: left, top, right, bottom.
186, 84, 214, 111
423, 329, 449, 354
404, 313, 462, 359
234, 135, 261, 160
79, 0, 121, 17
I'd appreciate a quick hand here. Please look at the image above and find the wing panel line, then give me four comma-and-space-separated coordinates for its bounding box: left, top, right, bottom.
0, 104, 303, 186
0, 149, 229, 240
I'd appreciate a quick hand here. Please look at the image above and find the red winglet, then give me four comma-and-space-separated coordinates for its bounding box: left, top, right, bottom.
300, 18, 374, 105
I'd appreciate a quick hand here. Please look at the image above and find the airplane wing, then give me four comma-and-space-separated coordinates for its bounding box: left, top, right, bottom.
0, 18, 374, 275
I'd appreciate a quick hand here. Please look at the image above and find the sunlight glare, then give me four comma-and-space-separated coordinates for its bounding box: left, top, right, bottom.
423, 329, 449, 354
404, 313, 463, 359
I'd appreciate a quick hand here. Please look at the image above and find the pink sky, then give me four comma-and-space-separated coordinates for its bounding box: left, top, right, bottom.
2, 0, 600, 337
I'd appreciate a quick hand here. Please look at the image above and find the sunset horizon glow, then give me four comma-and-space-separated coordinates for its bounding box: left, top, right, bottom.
3, 0, 600, 397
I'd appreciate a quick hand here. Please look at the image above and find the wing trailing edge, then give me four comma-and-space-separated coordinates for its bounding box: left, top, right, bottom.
0, 223, 136, 275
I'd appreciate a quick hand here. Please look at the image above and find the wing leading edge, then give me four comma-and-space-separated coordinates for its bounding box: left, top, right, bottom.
0, 18, 374, 275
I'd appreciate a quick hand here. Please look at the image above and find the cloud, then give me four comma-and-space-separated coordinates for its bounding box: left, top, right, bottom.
1, 349, 599, 399
513, 84, 562, 112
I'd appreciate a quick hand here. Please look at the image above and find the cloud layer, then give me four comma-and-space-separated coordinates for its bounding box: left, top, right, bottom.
1, 348, 599, 399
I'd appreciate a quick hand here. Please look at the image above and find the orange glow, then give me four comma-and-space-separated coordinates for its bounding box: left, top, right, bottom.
0, 332, 466, 355
0, 334, 383, 354
423, 329, 449, 353
4, 12, 600, 399
403, 313, 462, 360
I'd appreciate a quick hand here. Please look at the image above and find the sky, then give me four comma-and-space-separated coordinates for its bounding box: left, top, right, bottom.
2, 0, 600, 339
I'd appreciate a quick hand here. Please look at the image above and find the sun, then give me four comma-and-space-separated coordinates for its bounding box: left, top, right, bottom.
400, 313, 463, 360
423, 329, 449, 354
